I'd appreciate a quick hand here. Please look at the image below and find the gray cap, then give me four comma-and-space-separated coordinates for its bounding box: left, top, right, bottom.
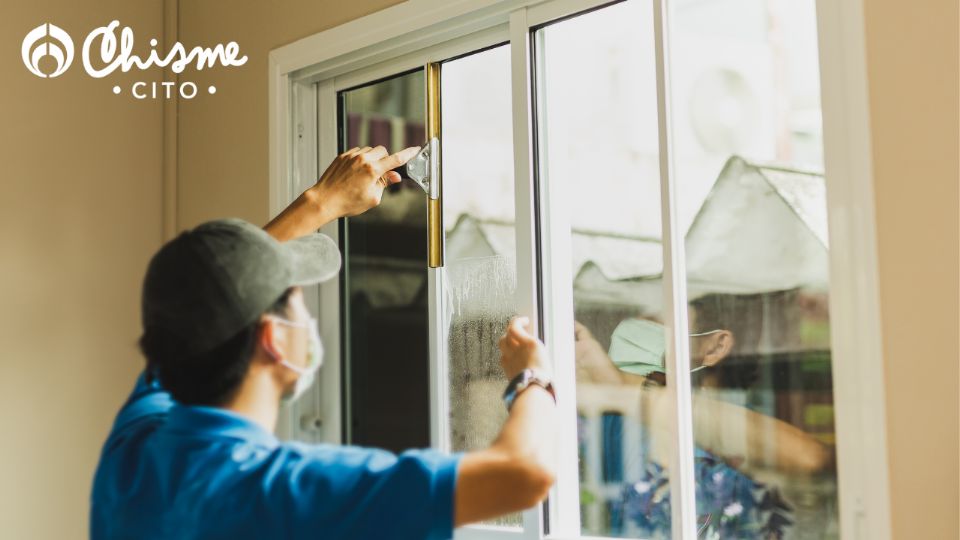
141, 219, 340, 356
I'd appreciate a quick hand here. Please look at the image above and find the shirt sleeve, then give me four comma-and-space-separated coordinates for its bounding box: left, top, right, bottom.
268, 443, 462, 540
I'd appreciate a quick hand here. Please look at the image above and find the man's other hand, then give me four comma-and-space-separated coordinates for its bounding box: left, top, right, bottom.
498, 317, 549, 380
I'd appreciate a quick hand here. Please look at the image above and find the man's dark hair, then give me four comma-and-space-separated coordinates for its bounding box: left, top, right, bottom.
688, 289, 804, 389
140, 288, 295, 406
689, 289, 802, 356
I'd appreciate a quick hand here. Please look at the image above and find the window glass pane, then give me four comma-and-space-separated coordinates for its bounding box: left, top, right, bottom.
674, 1, 839, 538
339, 71, 431, 452
535, 1, 669, 537
441, 44, 521, 528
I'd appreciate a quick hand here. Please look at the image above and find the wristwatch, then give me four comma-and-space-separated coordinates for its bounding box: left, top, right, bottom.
503, 368, 556, 411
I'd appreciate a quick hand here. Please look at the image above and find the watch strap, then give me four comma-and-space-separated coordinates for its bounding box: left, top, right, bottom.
503, 368, 556, 411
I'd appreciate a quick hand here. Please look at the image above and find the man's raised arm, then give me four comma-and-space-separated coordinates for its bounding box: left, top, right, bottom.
264, 145, 420, 241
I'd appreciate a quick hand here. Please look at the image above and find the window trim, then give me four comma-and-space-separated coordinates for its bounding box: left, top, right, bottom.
648, 0, 698, 535
268, 0, 892, 538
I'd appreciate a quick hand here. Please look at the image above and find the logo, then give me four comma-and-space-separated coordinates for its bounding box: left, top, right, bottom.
22, 23, 74, 78
20, 20, 247, 99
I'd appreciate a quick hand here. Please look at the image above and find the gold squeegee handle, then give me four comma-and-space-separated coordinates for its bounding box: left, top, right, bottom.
428, 198, 442, 268
426, 62, 444, 269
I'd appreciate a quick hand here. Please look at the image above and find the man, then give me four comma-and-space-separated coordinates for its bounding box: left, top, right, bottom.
574, 311, 828, 537
575, 315, 828, 473
91, 146, 558, 539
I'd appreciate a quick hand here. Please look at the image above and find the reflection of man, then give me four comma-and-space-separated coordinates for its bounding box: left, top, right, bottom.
91, 146, 559, 540
574, 309, 829, 537
578, 318, 732, 386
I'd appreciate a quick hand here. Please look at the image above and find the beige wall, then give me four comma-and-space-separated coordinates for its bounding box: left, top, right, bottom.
0, 0, 164, 537
0, 1, 406, 537
176, 0, 405, 229
863, 0, 959, 537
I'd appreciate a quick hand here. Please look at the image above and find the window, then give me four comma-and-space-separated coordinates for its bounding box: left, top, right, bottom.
532, 3, 672, 535
271, 0, 889, 538
534, 1, 839, 537
338, 71, 431, 452
441, 45, 524, 528
674, 2, 838, 536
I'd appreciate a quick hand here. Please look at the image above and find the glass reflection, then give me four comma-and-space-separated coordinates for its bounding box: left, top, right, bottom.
441, 44, 521, 528
536, 1, 668, 536
675, 0, 837, 536
340, 71, 431, 452
539, 0, 837, 538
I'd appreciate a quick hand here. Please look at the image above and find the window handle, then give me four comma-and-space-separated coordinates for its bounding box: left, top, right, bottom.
404, 137, 443, 269
405, 139, 438, 198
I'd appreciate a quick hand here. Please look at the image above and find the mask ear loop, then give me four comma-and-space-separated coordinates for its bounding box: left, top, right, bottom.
263, 315, 314, 374
279, 358, 309, 375
689, 329, 724, 337
655, 355, 712, 374
687, 329, 727, 372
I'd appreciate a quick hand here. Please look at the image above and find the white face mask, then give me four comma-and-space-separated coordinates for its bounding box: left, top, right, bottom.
608, 318, 724, 375
268, 316, 324, 403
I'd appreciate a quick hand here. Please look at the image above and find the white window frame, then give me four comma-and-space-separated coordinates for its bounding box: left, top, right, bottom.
268, 1, 892, 539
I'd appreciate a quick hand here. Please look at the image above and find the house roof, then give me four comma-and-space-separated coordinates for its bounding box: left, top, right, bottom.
353, 156, 830, 310
444, 156, 829, 305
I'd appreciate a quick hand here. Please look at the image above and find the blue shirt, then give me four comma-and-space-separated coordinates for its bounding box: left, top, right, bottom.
91, 372, 462, 540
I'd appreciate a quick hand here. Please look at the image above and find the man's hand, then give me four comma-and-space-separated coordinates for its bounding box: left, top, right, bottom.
498, 316, 549, 380
310, 146, 420, 218
456, 315, 556, 527
265, 145, 420, 241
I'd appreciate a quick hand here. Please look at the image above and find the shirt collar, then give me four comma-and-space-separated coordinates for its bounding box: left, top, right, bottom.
166, 404, 279, 448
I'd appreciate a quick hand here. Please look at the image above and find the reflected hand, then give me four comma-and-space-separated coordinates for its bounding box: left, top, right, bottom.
498, 316, 549, 381
311, 145, 420, 218
574, 321, 624, 385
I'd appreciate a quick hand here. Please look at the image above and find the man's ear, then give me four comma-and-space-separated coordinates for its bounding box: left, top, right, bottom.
700, 330, 734, 368
257, 318, 285, 363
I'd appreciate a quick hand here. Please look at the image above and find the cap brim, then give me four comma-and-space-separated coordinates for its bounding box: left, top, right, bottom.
283, 233, 342, 286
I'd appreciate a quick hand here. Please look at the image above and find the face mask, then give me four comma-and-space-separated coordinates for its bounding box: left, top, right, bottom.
608, 318, 723, 375
608, 319, 667, 376
268, 316, 324, 403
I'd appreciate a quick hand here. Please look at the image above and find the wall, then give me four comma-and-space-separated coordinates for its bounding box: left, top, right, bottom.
176, 0, 405, 229
0, 1, 406, 536
0, 0, 164, 538
862, 0, 959, 537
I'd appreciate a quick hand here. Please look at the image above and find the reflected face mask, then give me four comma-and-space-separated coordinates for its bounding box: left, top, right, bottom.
608, 319, 667, 376
608, 318, 722, 375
